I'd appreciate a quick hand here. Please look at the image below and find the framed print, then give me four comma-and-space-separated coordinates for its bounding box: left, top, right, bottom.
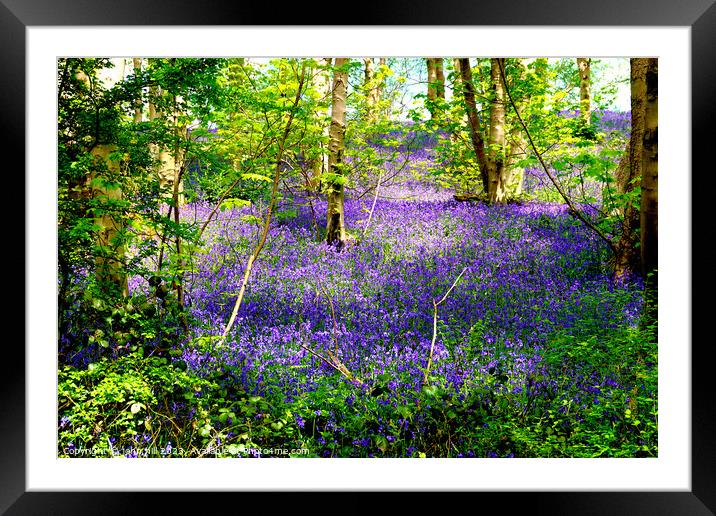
7, 0, 714, 513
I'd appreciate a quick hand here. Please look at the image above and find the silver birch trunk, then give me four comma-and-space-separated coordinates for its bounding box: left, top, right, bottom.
487, 58, 507, 203
364, 57, 379, 121
311, 58, 333, 189
326, 58, 349, 248
577, 58, 591, 125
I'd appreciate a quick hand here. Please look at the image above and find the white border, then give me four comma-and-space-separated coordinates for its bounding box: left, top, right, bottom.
27, 27, 691, 491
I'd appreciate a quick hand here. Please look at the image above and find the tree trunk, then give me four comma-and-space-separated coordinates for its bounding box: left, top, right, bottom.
612, 139, 631, 213
434, 58, 445, 100
577, 58, 591, 125
364, 57, 379, 121
426, 57, 445, 120
157, 95, 185, 207
132, 58, 143, 123
148, 60, 185, 207
76, 60, 129, 297
310, 58, 332, 189
326, 58, 349, 248
487, 58, 507, 203
90, 145, 129, 297
640, 58, 658, 328
504, 58, 534, 198
377, 58, 387, 117
458, 58, 489, 193
426, 58, 437, 118
614, 58, 648, 279
504, 127, 525, 197
426, 58, 437, 102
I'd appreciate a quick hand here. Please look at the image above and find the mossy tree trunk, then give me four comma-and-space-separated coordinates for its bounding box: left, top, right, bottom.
434, 58, 445, 100
148, 60, 186, 208
426, 58, 437, 104
89, 144, 129, 297
76, 59, 129, 298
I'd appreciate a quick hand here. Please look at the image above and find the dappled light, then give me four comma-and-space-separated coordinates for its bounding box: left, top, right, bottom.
57, 57, 657, 459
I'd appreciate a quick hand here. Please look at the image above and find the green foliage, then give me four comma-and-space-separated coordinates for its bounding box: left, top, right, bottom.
58, 57, 226, 359
242, 317, 656, 458
58, 353, 202, 456
520, 324, 658, 457
569, 117, 599, 141
58, 57, 648, 460
58, 351, 309, 458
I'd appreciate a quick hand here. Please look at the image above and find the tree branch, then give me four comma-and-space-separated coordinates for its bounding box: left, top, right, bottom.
423, 266, 468, 386
218, 62, 308, 343
496, 59, 617, 255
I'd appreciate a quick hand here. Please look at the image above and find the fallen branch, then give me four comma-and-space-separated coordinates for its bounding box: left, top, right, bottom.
453, 193, 485, 202
299, 344, 363, 387
423, 267, 469, 386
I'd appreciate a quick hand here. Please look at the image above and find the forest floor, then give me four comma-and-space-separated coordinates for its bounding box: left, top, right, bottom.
59, 114, 657, 458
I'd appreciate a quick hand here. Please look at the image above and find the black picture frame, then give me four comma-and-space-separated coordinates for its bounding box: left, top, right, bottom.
6, 0, 714, 513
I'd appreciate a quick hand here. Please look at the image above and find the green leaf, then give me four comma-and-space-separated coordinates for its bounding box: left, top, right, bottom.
241, 172, 272, 182
422, 385, 439, 398
239, 214, 262, 225
375, 435, 389, 453
397, 405, 412, 419
219, 198, 251, 211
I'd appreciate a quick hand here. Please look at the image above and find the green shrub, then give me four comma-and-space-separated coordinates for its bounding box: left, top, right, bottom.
58, 352, 308, 458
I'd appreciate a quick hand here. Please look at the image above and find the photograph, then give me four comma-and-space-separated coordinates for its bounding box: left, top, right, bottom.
56, 55, 659, 460
7, 6, 711, 510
